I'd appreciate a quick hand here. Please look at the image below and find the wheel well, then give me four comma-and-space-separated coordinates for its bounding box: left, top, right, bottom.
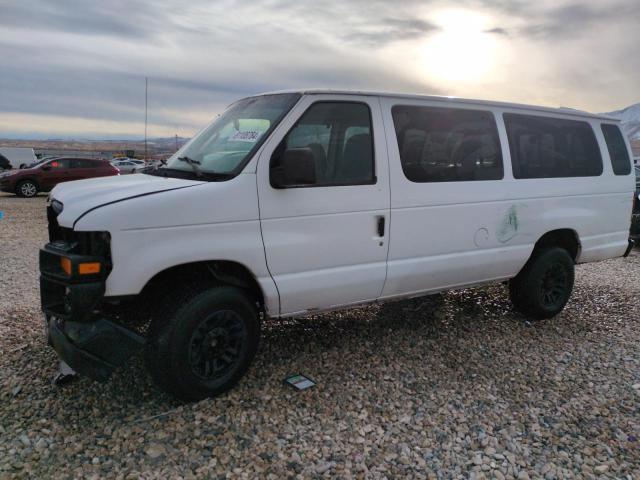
139, 261, 265, 312
533, 229, 581, 261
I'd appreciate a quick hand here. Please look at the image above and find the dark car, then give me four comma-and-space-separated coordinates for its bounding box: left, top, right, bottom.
631, 165, 640, 241
0, 157, 119, 197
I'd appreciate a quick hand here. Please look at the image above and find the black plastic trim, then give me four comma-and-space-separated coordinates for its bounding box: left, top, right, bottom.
624, 239, 635, 257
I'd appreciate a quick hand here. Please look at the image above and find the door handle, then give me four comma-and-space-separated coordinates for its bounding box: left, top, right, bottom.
376, 216, 385, 237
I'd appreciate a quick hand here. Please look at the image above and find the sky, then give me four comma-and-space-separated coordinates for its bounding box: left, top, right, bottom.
1, 0, 639, 139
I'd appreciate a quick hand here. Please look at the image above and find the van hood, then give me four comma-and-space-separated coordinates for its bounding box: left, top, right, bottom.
52, 174, 205, 227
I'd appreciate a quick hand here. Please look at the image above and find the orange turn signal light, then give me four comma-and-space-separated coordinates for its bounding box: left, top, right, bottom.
78, 262, 101, 275
60, 258, 101, 275
60, 257, 72, 275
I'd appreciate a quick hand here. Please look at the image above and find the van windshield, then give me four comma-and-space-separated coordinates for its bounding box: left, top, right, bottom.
162, 93, 300, 178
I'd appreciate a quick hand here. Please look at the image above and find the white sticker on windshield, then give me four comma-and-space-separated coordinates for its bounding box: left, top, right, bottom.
228, 130, 262, 142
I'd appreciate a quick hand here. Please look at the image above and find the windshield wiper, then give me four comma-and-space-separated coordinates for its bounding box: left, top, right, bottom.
178, 156, 203, 177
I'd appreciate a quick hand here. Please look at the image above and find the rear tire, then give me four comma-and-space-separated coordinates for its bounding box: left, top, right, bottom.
145, 286, 260, 401
16, 180, 38, 198
509, 247, 575, 320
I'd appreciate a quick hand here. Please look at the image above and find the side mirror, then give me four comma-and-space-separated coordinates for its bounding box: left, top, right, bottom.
271, 147, 316, 188
41, 164, 51, 171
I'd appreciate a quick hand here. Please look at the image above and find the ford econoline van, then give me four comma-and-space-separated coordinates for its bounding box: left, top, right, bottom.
40, 90, 636, 400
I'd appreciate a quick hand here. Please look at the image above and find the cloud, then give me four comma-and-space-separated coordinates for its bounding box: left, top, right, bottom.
0, 0, 639, 138
0, 0, 444, 139
343, 17, 439, 46
484, 27, 509, 36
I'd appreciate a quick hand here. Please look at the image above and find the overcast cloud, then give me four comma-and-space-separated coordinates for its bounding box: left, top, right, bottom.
0, 0, 638, 138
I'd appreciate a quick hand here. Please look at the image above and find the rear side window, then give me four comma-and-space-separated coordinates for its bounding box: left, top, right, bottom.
272, 102, 375, 186
391, 105, 503, 182
504, 113, 602, 178
601, 124, 631, 175
68, 159, 94, 168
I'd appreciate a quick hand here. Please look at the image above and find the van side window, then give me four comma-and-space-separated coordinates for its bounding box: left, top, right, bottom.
504, 114, 602, 178
272, 102, 375, 186
601, 124, 631, 175
391, 105, 503, 182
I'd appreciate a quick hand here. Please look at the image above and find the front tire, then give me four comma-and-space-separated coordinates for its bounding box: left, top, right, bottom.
16, 180, 38, 197
509, 247, 575, 320
145, 286, 260, 401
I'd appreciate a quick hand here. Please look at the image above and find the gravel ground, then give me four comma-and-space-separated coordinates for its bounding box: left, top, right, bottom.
0, 193, 639, 479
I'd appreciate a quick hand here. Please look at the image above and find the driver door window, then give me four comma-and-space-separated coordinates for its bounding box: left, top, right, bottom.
271, 102, 375, 186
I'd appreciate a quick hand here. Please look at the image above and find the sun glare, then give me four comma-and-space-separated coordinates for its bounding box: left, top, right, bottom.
423, 10, 498, 84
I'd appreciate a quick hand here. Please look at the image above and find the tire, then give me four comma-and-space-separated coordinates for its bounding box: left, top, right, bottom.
16, 180, 38, 198
509, 247, 575, 320
145, 286, 260, 401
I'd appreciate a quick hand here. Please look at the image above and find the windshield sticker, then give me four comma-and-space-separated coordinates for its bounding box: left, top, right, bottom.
228, 130, 263, 142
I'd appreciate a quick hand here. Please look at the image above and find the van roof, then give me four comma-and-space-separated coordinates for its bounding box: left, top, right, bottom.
256, 89, 618, 122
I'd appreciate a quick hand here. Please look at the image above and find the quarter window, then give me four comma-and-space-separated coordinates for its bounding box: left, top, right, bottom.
271, 102, 375, 186
601, 124, 631, 175
391, 105, 503, 182
504, 113, 602, 178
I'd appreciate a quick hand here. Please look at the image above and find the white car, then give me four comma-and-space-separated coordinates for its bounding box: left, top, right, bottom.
110, 158, 146, 173
40, 90, 636, 401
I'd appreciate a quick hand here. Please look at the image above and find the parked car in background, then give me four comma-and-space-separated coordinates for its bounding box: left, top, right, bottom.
110, 158, 146, 174
0, 157, 119, 197
632, 165, 640, 241
0, 154, 11, 171
132, 159, 165, 173
0, 147, 37, 169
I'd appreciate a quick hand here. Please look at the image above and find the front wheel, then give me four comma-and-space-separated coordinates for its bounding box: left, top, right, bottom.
145, 286, 260, 401
509, 247, 575, 320
16, 180, 38, 197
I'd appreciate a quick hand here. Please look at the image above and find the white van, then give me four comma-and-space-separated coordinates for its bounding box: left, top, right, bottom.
40, 90, 636, 400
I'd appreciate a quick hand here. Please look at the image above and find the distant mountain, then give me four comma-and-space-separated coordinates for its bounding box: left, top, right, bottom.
602, 103, 640, 141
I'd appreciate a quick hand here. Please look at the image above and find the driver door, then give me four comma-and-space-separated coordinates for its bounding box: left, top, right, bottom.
257, 95, 391, 316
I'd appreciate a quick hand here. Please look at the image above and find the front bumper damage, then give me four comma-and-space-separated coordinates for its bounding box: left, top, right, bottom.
40, 242, 144, 382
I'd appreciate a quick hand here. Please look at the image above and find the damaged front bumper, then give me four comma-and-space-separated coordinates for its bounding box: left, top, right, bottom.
40, 242, 144, 382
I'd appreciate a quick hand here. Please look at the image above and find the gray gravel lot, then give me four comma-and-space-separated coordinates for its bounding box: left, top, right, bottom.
0, 193, 639, 479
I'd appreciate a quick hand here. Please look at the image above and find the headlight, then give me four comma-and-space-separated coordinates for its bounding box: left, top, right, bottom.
51, 199, 64, 215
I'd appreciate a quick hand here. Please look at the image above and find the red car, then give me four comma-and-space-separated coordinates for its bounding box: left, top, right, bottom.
0, 157, 119, 197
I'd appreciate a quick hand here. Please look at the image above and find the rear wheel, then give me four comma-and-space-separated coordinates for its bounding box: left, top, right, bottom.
145, 286, 260, 401
16, 180, 38, 198
509, 247, 575, 320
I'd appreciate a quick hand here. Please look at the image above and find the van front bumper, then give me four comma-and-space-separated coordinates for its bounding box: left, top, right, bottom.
40, 243, 144, 381
45, 314, 144, 382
